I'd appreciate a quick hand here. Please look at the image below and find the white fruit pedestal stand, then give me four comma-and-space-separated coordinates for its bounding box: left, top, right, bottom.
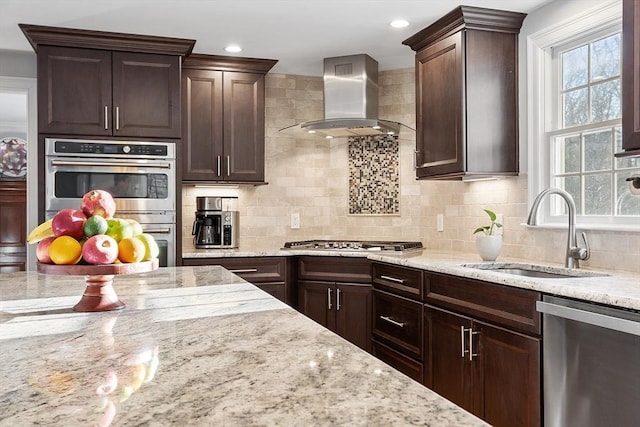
37, 259, 159, 312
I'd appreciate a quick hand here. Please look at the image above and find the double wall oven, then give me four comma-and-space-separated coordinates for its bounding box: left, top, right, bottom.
44, 138, 176, 266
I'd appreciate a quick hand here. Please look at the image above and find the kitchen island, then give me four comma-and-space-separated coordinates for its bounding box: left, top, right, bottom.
0, 266, 486, 426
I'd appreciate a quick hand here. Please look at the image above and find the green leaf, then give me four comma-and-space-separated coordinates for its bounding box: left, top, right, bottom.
473, 226, 489, 234
483, 209, 497, 222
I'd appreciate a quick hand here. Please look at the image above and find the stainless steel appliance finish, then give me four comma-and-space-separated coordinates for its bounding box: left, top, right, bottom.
279, 54, 413, 138
196, 196, 222, 211
283, 240, 423, 252
44, 138, 177, 266
537, 295, 640, 426
192, 210, 239, 249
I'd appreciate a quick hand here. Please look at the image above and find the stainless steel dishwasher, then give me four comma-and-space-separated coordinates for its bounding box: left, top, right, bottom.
537, 295, 640, 426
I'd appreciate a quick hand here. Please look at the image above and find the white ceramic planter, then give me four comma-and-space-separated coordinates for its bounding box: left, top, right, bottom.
475, 234, 502, 261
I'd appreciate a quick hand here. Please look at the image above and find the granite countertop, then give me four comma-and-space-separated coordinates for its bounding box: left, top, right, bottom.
184, 246, 640, 311
0, 266, 486, 426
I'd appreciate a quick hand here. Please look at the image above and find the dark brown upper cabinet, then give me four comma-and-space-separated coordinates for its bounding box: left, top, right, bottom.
403, 7, 526, 180
20, 24, 194, 139
181, 54, 277, 184
620, 0, 640, 157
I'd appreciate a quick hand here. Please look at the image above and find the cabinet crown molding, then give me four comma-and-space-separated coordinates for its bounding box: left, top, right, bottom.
19, 23, 195, 58
182, 53, 278, 74
402, 6, 526, 52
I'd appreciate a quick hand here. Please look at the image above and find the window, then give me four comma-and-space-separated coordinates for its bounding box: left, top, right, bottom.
529, 0, 640, 229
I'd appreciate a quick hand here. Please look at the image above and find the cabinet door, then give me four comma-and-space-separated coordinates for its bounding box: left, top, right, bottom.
223, 72, 265, 182
477, 322, 540, 427
335, 283, 372, 352
622, 0, 640, 153
415, 31, 463, 178
0, 181, 27, 271
112, 52, 181, 138
297, 281, 334, 331
37, 46, 112, 135
182, 68, 224, 180
425, 305, 476, 415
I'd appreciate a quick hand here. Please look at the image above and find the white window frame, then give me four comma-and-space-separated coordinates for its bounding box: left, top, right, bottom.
526, 0, 639, 231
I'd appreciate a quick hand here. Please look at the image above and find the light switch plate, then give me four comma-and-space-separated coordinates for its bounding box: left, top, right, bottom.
291, 212, 300, 229
436, 214, 444, 232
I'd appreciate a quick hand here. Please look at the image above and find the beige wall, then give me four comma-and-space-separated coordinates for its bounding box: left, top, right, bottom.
183, 68, 640, 274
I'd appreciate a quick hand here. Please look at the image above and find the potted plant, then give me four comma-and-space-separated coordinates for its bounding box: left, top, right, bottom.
473, 209, 503, 261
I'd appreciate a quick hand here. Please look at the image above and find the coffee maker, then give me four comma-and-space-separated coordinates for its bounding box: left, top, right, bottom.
192, 196, 239, 249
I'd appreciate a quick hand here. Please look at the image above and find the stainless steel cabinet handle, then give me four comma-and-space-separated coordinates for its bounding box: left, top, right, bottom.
50, 160, 172, 169
414, 149, 418, 170
461, 326, 469, 358
217, 155, 221, 177
229, 268, 258, 274
115, 106, 120, 130
336, 288, 341, 311
327, 288, 332, 310
104, 106, 109, 130
468, 329, 480, 361
380, 275, 405, 284
380, 315, 405, 328
227, 155, 231, 177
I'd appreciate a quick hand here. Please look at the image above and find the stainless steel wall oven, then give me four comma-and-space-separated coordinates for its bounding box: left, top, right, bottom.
44, 138, 176, 266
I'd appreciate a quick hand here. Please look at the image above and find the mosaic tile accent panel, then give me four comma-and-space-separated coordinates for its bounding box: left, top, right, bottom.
348, 135, 399, 215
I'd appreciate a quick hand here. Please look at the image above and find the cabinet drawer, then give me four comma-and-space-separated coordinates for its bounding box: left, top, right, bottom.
183, 257, 287, 283
373, 340, 423, 383
373, 289, 423, 360
372, 263, 423, 301
297, 256, 371, 283
425, 271, 541, 335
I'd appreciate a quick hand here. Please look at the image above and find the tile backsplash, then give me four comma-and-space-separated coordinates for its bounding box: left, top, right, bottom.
182, 69, 640, 274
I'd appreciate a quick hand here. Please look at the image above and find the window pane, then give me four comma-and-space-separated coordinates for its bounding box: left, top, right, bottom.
590, 80, 621, 121
591, 33, 621, 81
615, 127, 640, 169
562, 45, 588, 90
554, 176, 582, 216
616, 172, 640, 215
553, 134, 580, 173
584, 130, 612, 171
584, 173, 612, 215
563, 88, 588, 126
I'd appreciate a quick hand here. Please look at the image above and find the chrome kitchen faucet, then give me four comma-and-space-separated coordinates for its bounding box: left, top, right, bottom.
527, 188, 590, 269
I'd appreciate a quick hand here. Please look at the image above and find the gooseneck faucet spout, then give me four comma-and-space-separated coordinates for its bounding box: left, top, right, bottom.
526, 188, 590, 269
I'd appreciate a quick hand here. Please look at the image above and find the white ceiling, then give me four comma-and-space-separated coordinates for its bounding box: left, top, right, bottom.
1, 0, 553, 76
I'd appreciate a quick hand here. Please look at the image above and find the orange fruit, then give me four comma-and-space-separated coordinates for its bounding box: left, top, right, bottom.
49, 236, 82, 265
118, 237, 146, 263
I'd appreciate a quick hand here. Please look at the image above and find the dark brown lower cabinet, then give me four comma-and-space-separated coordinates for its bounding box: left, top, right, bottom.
298, 280, 372, 353
0, 180, 27, 272
182, 256, 291, 304
424, 271, 541, 427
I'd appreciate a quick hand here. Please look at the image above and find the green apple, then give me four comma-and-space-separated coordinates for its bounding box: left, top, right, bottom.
84, 215, 108, 237
105, 218, 133, 242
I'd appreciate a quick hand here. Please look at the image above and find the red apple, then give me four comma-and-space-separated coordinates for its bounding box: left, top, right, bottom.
36, 236, 56, 263
52, 208, 87, 240
81, 190, 116, 219
82, 235, 119, 265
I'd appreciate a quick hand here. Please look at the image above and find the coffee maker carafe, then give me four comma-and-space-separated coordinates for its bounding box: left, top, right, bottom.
192, 197, 239, 249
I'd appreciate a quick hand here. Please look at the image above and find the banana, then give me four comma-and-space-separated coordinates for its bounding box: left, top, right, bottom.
26, 219, 54, 244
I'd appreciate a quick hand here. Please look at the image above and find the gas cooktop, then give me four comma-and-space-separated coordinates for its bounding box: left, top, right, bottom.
283, 240, 423, 252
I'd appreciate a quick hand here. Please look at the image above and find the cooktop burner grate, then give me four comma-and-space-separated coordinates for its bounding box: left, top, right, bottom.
283, 240, 423, 252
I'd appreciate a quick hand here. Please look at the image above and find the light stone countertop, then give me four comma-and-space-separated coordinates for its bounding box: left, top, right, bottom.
0, 266, 487, 427
184, 247, 640, 311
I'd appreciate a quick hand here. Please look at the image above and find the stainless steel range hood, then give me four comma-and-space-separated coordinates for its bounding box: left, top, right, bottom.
279, 54, 413, 138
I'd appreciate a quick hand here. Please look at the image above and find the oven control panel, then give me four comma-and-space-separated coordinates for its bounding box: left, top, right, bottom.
53, 140, 168, 156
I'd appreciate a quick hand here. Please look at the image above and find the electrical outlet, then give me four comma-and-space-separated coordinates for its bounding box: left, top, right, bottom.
291, 212, 300, 229
436, 214, 444, 232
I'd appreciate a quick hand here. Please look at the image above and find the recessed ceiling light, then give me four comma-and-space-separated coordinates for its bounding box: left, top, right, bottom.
389, 19, 409, 28
224, 45, 242, 53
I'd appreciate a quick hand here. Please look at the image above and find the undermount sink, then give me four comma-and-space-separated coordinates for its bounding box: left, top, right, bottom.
461, 263, 609, 279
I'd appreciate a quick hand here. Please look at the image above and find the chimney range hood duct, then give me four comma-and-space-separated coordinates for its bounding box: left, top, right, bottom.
279, 54, 413, 138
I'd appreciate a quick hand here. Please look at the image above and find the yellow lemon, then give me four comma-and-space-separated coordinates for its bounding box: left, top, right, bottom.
49, 236, 82, 265
135, 233, 159, 261
118, 237, 146, 263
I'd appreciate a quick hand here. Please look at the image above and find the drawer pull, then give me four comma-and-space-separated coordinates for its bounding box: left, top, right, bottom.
380, 275, 405, 284
380, 315, 405, 328
229, 268, 259, 274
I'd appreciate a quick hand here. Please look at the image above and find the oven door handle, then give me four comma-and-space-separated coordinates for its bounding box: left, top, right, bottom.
142, 228, 172, 234
50, 160, 172, 169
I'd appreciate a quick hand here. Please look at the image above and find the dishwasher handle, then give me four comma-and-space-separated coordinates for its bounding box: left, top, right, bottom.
536, 300, 640, 336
